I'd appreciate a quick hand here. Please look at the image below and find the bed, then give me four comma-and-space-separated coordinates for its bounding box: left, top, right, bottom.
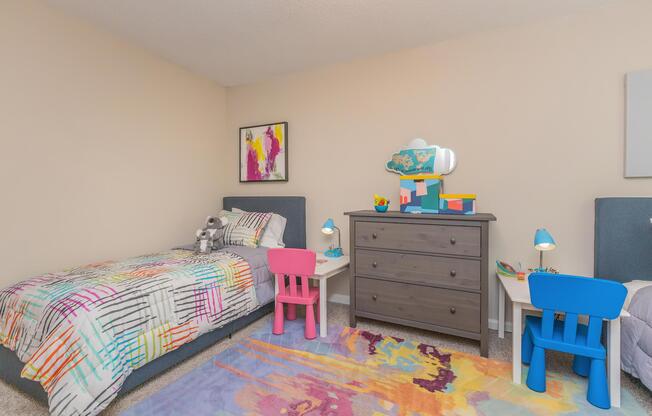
595, 197, 652, 391
0, 196, 306, 415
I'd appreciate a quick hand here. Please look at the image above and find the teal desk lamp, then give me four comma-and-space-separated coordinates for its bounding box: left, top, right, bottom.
534, 228, 556, 272
321, 218, 343, 258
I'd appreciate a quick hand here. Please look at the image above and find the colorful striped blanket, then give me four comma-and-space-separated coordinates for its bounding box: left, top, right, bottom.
0, 249, 259, 416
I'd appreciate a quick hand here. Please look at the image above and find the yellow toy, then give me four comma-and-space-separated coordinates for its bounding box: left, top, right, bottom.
374, 194, 390, 212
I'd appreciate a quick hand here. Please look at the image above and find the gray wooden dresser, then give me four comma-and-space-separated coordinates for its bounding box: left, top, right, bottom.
345, 210, 496, 357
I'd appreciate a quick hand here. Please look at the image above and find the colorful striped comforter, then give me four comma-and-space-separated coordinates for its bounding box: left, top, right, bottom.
0, 249, 259, 416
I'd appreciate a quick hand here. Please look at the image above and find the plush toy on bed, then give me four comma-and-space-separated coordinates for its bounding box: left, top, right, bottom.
194, 216, 228, 254
205, 216, 228, 250
194, 229, 214, 254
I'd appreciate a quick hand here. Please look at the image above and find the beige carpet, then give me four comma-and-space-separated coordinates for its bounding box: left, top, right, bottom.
1, 303, 650, 415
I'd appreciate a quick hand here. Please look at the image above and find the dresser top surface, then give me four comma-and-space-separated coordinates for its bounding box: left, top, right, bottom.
344, 210, 496, 222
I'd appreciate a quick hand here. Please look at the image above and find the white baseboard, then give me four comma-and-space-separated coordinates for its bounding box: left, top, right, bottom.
328, 293, 350, 305
488, 318, 513, 333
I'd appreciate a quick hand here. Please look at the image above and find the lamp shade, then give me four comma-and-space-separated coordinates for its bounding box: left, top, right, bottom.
534, 228, 556, 251
321, 218, 335, 235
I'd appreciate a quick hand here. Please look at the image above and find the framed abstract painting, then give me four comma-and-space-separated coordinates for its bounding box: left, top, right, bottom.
239, 122, 288, 183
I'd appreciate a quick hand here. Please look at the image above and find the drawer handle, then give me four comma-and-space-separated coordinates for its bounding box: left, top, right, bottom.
449, 307, 456, 314
450, 237, 456, 245
450, 269, 457, 277
372, 233, 378, 239
372, 261, 378, 268
372, 295, 378, 301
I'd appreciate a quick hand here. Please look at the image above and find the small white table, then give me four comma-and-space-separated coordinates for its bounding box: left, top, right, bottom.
274, 253, 350, 338
497, 273, 629, 408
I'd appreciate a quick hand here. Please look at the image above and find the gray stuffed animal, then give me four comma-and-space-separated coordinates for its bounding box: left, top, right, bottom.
194, 229, 214, 254
204, 216, 228, 250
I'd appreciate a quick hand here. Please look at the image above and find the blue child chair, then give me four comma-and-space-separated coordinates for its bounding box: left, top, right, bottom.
522, 273, 627, 409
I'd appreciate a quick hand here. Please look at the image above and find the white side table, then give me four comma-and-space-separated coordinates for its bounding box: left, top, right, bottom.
274, 253, 350, 338
497, 273, 628, 408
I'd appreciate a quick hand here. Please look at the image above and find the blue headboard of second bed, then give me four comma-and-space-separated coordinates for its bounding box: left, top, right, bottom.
595, 197, 652, 282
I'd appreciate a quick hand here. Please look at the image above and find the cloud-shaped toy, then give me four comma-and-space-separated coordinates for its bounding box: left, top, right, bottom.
385, 138, 457, 175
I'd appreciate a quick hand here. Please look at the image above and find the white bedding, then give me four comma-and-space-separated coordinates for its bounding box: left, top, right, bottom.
623, 280, 652, 310
621, 280, 652, 391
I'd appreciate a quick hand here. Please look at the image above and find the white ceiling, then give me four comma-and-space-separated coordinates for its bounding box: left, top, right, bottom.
47, 0, 614, 86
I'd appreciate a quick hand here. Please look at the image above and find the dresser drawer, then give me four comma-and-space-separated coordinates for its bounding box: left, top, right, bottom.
355, 249, 481, 290
355, 277, 480, 333
355, 221, 481, 257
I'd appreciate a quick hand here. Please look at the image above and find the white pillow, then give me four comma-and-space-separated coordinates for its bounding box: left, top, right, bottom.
232, 208, 286, 248
623, 280, 652, 310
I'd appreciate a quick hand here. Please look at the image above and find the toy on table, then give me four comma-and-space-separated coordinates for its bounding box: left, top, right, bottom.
497, 260, 517, 277
528, 266, 559, 274
497, 260, 529, 280
374, 194, 390, 212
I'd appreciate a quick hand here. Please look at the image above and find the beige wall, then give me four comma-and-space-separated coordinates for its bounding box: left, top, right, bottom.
0, 0, 227, 285
225, 0, 652, 323
3, 0, 652, 326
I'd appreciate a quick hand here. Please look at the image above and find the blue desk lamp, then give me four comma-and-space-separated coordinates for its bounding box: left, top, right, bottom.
321, 218, 343, 258
534, 228, 556, 272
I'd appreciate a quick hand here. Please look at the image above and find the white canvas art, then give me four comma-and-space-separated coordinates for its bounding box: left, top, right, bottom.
626, 70, 652, 177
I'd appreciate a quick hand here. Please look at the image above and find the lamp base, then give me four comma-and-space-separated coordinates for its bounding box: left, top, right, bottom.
325, 247, 343, 258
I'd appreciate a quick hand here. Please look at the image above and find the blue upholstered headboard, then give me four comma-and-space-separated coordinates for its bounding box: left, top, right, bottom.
595, 197, 652, 282
223, 196, 306, 249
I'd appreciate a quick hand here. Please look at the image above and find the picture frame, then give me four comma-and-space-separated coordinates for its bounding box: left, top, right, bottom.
239, 122, 288, 183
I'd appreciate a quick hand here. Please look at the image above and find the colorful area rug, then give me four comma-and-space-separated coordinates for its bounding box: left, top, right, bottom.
122, 320, 646, 415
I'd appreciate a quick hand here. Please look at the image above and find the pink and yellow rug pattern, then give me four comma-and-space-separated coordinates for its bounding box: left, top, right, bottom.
123, 320, 646, 415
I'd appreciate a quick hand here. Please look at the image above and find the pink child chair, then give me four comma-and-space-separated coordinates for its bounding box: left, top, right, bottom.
267, 248, 319, 339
